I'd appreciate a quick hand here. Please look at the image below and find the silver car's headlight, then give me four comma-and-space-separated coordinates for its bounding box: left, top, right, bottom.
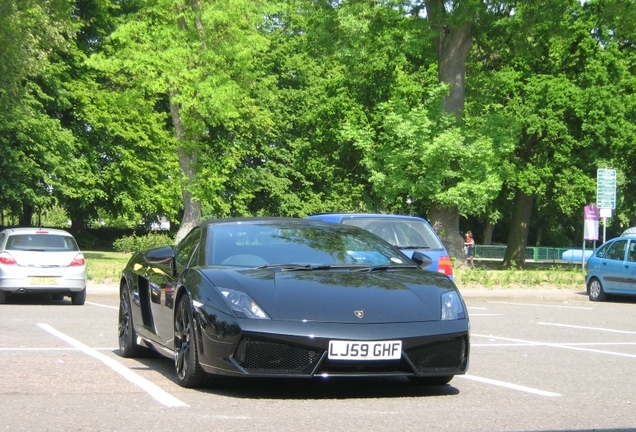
441, 290, 465, 320
220, 288, 270, 320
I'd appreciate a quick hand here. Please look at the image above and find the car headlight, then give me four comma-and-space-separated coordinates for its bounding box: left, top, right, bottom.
220, 288, 270, 320
441, 290, 465, 320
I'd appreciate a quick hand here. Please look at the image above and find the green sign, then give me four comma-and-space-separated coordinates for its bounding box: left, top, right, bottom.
596, 168, 616, 209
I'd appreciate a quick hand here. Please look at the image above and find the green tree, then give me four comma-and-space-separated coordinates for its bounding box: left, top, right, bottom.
470, 0, 636, 265
89, 0, 274, 241
0, 0, 81, 225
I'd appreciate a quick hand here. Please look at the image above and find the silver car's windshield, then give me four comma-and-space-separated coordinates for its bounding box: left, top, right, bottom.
6, 234, 79, 252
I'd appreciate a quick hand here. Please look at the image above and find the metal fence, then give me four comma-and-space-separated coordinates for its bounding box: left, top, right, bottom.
474, 245, 584, 263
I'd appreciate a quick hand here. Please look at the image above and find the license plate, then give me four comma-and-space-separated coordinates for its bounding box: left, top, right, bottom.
328, 340, 402, 360
29, 277, 59, 285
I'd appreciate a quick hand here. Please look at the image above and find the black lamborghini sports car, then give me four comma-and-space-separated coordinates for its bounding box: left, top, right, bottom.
118, 218, 469, 388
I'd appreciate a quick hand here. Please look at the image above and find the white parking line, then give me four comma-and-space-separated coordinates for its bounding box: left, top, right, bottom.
537, 322, 636, 335
457, 374, 560, 397
488, 301, 592, 310
86, 301, 118, 310
37, 323, 188, 408
0, 347, 119, 351
472, 333, 636, 358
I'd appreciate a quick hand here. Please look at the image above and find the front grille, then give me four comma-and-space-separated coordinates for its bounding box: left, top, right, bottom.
232, 336, 323, 375
406, 336, 468, 373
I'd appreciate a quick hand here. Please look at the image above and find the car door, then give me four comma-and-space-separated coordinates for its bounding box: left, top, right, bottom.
621, 239, 636, 294
149, 228, 201, 345
598, 239, 628, 293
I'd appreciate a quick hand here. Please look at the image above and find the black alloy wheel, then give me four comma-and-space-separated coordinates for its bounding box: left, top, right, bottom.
118, 285, 145, 358
174, 295, 206, 388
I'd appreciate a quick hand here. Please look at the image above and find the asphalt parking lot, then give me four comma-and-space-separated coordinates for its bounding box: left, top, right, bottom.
1, 287, 635, 432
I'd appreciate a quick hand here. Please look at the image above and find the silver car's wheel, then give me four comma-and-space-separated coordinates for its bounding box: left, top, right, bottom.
588, 278, 607, 302
71, 287, 86, 305
174, 295, 206, 388
0, 290, 6, 304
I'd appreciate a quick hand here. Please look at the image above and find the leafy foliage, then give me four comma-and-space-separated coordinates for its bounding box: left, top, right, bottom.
113, 232, 175, 254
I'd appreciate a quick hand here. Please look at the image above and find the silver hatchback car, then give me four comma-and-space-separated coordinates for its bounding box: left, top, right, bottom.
0, 227, 86, 304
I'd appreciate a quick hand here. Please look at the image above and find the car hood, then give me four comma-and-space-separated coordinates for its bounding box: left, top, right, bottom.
201, 268, 456, 324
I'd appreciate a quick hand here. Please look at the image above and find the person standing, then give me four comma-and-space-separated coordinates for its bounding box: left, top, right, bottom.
464, 231, 475, 268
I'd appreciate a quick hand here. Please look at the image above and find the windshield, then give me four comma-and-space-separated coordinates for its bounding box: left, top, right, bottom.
206, 221, 411, 267
340, 217, 444, 249
6, 234, 79, 252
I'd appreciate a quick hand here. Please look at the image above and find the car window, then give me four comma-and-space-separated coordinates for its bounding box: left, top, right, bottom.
628, 240, 636, 262
175, 228, 201, 270
595, 242, 610, 258
6, 234, 78, 251
605, 240, 627, 261
341, 218, 444, 249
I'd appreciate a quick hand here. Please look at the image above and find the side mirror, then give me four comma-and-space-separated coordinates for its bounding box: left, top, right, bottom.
411, 251, 434, 269
144, 246, 176, 276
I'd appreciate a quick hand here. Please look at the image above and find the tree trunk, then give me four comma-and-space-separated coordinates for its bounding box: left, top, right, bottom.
171, 95, 201, 244
483, 220, 494, 245
424, 1, 473, 264
20, 204, 34, 227
429, 203, 465, 264
502, 189, 534, 267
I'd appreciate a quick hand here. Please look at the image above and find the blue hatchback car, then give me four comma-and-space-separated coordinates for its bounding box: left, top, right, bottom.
585, 234, 636, 301
306, 213, 454, 280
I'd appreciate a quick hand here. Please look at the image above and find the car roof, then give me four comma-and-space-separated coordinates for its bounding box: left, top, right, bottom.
308, 213, 429, 221
200, 217, 307, 226
1, 227, 74, 236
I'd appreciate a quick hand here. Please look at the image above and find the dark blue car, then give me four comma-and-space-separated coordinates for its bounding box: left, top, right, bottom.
306, 214, 454, 280
585, 234, 636, 301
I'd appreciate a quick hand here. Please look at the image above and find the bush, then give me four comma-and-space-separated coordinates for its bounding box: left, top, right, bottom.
113, 232, 175, 253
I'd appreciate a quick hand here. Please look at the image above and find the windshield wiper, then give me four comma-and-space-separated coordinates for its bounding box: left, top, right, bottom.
255, 264, 333, 271
350, 265, 417, 272
398, 245, 431, 249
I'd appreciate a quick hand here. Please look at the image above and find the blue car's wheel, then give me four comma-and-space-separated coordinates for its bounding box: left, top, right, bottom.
588, 277, 607, 302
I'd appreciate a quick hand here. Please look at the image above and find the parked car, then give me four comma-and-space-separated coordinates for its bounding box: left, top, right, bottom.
306, 213, 454, 279
585, 233, 636, 301
0, 227, 86, 304
118, 218, 469, 388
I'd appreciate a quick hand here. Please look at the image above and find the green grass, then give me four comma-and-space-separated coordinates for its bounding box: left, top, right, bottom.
83, 251, 587, 290
454, 261, 586, 290
84, 251, 131, 284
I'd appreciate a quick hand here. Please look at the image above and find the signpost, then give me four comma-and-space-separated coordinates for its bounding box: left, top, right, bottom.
596, 168, 616, 243
583, 204, 600, 269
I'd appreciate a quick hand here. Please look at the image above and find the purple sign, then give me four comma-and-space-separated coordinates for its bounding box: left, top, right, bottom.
584, 204, 600, 221
584, 204, 600, 240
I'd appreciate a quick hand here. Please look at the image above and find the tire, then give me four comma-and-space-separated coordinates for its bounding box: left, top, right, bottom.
174, 295, 206, 388
408, 375, 454, 386
118, 286, 146, 358
587, 277, 607, 302
71, 287, 86, 305
0, 290, 6, 304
